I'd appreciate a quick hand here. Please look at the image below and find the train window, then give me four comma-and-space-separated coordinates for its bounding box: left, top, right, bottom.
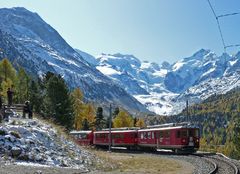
176, 131, 180, 138
181, 130, 188, 138
120, 134, 124, 139
96, 134, 100, 138
141, 133, 144, 139
80, 134, 87, 139
152, 132, 155, 139
148, 132, 151, 139
144, 132, 147, 139
159, 131, 163, 138
165, 131, 170, 138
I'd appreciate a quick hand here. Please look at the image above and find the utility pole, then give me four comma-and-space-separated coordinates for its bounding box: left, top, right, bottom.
108, 104, 112, 152
186, 100, 189, 123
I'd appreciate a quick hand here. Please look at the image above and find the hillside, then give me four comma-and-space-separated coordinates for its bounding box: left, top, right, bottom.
0, 113, 104, 172
0, 7, 148, 114
147, 87, 240, 158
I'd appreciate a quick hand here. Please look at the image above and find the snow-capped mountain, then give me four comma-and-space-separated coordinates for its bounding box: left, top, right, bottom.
0, 7, 149, 114
81, 49, 240, 115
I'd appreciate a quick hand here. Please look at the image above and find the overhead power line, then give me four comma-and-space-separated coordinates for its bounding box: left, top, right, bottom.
207, 0, 240, 52
217, 12, 240, 19
207, 0, 226, 52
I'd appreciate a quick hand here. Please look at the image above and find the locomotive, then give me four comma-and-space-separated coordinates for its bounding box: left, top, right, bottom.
70, 122, 200, 153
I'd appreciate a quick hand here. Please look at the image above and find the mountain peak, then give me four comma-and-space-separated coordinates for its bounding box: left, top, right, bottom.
192, 49, 211, 58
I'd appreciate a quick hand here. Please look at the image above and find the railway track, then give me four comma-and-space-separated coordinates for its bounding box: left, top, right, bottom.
102, 147, 240, 174
193, 153, 239, 174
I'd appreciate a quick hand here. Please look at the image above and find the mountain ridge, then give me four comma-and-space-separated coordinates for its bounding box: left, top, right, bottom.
80, 49, 240, 115
0, 7, 149, 114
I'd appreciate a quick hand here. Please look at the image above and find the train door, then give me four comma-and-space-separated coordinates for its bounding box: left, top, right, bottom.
164, 130, 170, 146
156, 131, 164, 148
188, 129, 194, 147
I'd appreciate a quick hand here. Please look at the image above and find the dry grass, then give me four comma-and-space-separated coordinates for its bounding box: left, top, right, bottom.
90, 150, 193, 174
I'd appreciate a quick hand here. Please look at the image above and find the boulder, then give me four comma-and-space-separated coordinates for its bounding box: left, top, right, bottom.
11, 147, 22, 157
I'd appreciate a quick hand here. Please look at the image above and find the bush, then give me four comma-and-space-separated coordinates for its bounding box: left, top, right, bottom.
0, 129, 7, 136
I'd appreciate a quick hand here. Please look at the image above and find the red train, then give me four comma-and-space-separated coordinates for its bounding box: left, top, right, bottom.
70, 122, 200, 153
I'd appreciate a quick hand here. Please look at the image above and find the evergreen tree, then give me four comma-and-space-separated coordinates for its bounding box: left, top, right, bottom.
29, 80, 43, 113
95, 107, 104, 130
113, 107, 119, 118
82, 118, 89, 130
15, 67, 29, 103
45, 74, 73, 129
133, 117, 137, 126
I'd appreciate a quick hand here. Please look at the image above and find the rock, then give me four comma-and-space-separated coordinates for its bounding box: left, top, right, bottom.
5, 135, 16, 142
35, 170, 42, 174
11, 147, 22, 157
60, 159, 69, 167
18, 153, 29, 161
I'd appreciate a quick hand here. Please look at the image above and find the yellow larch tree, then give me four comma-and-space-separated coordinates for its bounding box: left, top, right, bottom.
113, 110, 134, 128
135, 118, 146, 128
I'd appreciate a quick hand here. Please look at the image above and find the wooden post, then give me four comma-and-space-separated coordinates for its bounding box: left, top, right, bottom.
108, 104, 112, 152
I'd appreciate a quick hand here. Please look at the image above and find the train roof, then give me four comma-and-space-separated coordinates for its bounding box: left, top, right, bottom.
94, 130, 138, 134
138, 124, 199, 132
70, 130, 92, 134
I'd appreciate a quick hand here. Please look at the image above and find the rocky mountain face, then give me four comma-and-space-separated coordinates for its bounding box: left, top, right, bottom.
0, 7, 149, 114
81, 49, 240, 115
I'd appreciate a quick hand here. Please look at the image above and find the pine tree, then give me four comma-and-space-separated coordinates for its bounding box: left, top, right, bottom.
15, 67, 29, 103
45, 74, 73, 129
133, 117, 137, 126
29, 80, 43, 113
95, 107, 104, 130
82, 118, 89, 130
113, 107, 119, 118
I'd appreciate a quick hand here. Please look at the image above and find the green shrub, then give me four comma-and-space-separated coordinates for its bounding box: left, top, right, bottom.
0, 129, 6, 136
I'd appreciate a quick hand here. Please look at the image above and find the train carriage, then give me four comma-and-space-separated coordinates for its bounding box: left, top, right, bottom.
93, 129, 138, 147
137, 124, 199, 152
70, 130, 93, 146
70, 122, 200, 153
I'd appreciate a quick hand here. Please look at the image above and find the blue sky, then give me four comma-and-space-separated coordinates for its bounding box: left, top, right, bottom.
0, 0, 240, 63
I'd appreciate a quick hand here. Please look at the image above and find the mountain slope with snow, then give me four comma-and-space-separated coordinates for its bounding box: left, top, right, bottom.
0, 7, 149, 114
84, 50, 240, 115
